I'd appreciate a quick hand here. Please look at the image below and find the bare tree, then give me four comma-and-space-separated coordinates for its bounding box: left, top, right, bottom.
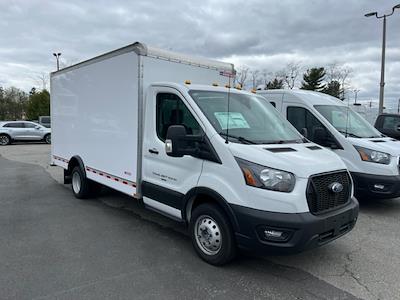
235, 66, 249, 88
326, 62, 352, 99
250, 69, 260, 89
276, 62, 302, 89
31, 72, 49, 90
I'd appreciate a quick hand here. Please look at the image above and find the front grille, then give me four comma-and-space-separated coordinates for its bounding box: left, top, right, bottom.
306, 171, 351, 215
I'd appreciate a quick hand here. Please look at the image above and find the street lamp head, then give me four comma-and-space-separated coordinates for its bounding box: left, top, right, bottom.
364, 11, 377, 17
393, 4, 400, 11
53, 53, 57, 57
57, 52, 61, 56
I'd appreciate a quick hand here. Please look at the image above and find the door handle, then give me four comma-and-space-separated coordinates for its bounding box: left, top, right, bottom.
148, 148, 159, 155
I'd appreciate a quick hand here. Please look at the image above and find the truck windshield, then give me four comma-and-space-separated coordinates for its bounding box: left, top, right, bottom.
189, 90, 303, 144
315, 105, 382, 138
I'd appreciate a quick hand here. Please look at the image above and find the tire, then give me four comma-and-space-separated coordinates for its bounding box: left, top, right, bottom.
189, 203, 236, 265
71, 166, 92, 199
44, 134, 51, 144
0, 134, 11, 146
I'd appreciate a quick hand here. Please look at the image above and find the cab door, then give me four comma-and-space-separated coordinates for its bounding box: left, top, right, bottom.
142, 87, 204, 219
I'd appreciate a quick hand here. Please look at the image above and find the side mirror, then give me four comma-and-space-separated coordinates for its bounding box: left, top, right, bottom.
300, 127, 308, 138
165, 125, 221, 163
35, 126, 41, 130
395, 123, 400, 132
313, 127, 340, 149
165, 125, 188, 157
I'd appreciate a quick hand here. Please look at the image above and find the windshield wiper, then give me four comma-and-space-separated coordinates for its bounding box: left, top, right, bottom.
219, 132, 256, 144
338, 130, 361, 138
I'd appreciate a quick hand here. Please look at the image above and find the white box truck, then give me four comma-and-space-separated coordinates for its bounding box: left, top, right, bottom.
51, 42, 358, 265
257, 89, 400, 200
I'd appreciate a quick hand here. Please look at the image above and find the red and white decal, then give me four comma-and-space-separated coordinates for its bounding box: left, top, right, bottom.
53, 155, 69, 163
86, 166, 136, 187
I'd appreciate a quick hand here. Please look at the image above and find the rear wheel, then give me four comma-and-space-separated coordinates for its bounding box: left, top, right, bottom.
44, 134, 51, 144
189, 203, 236, 265
0, 134, 10, 146
71, 166, 92, 199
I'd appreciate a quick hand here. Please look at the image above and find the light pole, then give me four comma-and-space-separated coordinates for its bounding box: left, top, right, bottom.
397, 98, 400, 114
53, 52, 61, 71
365, 4, 400, 115
353, 89, 360, 104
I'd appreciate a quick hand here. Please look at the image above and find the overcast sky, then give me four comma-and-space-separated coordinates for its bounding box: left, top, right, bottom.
1, 0, 399, 108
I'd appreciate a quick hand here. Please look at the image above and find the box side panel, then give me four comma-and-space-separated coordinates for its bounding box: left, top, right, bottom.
51, 51, 139, 195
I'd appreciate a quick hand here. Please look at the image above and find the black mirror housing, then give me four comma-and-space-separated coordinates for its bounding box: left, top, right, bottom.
165, 125, 221, 163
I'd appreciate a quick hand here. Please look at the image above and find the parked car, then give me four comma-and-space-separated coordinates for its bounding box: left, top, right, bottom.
38, 116, 51, 128
257, 89, 400, 200
374, 113, 400, 140
0, 121, 51, 145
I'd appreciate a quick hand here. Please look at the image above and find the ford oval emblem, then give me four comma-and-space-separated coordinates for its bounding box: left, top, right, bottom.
329, 182, 343, 193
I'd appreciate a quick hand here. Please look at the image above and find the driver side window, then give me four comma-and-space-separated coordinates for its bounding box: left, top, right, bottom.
156, 93, 201, 142
287, 106, 329, 143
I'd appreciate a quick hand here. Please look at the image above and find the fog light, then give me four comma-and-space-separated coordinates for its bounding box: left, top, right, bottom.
374, 184, 385, 190
260, 227, 293, 242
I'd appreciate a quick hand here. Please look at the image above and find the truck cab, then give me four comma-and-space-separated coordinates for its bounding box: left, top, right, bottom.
257, 89, 400, 199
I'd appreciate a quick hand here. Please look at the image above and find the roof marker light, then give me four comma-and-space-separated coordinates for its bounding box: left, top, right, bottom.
212, 83, 218, 86
235, 84, 242, 90
225, 84, 231, 88
185, 80, 191, 84
251, 89, 256, 93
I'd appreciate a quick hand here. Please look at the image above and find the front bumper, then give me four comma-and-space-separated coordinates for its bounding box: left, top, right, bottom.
231, 197, 359, 255
351, 172, 400, 199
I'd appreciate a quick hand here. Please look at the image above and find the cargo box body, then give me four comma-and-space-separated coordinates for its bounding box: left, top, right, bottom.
50, 42, 233, 196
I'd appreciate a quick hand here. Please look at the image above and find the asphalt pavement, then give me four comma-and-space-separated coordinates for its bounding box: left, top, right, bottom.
1, 144, 400, 300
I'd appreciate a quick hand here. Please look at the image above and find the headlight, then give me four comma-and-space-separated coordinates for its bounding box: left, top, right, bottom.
354, 146, 391, 165
235, 157, 295, 192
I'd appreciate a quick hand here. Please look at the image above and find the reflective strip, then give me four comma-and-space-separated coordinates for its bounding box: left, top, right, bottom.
53, 155, 69, 163
86, 166, 136, 187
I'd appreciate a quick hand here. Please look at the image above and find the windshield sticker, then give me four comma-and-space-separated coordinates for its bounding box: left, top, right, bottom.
214, 112, 250, 130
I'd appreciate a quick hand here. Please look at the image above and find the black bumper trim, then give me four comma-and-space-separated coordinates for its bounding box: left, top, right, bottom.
351, 172, 400, 199
231, 198, 359, 255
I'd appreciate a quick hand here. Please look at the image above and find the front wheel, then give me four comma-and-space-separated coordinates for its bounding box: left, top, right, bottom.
189, 203, 236, 265
44, 134, 51, 144
0, 134, 11, 146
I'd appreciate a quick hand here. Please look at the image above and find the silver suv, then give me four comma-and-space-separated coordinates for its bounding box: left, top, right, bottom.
0, 121, 51, 145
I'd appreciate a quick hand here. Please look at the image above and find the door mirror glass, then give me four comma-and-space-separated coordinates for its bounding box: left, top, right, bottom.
35, 125, 41, 130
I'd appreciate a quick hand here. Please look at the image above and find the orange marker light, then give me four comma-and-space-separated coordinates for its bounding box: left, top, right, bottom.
185, 80, 191, 84
242, 167, 258, 187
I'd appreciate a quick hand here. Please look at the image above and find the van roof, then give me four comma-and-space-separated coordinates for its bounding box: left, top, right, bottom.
257, 89, 346, 107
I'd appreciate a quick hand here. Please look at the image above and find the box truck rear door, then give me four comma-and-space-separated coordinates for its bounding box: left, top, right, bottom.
142, 87, 204, 219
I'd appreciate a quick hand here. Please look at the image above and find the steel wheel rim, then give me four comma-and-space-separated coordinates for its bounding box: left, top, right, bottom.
72, 172, 81, 194
0, 136, 9, 145
194, 215, 222, 255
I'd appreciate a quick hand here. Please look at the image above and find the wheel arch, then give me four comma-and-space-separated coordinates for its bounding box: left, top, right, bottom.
183, 187, 240, 232
67, 155, 86, 178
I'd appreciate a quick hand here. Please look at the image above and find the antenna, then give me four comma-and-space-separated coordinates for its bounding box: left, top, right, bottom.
225, 76, 231, 144
345, 93, 350, 137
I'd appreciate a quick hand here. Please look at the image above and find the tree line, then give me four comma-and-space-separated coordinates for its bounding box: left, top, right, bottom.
0, 87, 50, 121
234, 62, 352, 100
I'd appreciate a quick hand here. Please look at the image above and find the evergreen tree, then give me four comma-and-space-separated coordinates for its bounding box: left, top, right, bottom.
322, 80, 344, 100
266, 78, 284, 89
26, 89, 50, 120
301, 67, 326, 91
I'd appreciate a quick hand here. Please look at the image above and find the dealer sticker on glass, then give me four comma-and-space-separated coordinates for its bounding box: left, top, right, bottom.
214, 112, 250, 130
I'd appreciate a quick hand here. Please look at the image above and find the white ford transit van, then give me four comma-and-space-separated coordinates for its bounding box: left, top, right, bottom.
258, 89, 400, 200
51, 43, 358, 265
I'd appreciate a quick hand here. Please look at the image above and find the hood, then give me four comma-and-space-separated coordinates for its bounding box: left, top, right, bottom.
349, 137, 400, 156
228, 142, 347, 179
